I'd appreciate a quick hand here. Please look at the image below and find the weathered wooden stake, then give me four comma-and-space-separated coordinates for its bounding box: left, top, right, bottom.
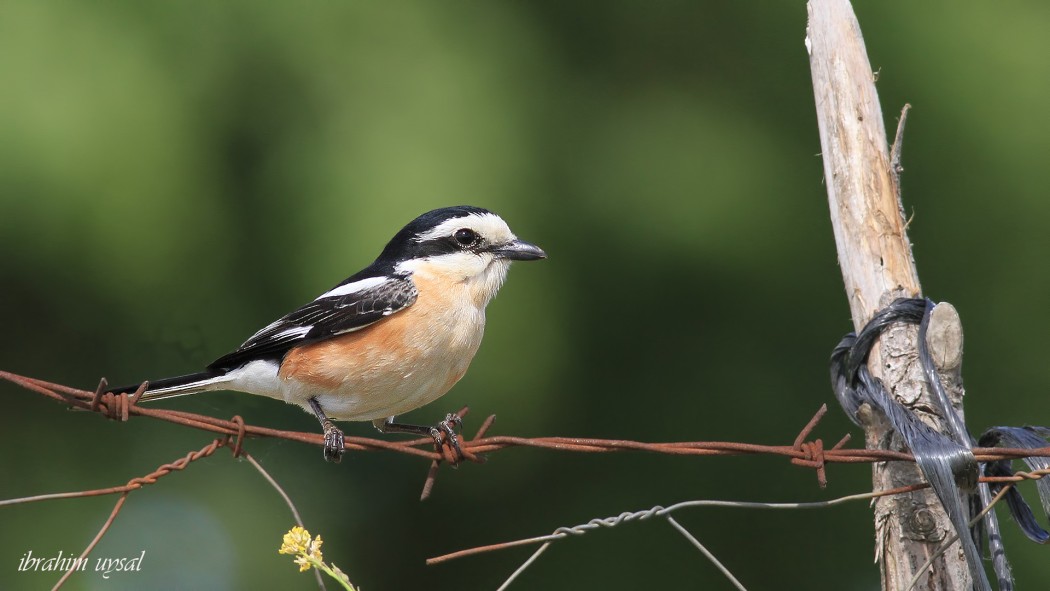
806, 0, 974, 589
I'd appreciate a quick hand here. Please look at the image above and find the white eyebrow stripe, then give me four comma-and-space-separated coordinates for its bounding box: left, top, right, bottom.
413, 213, 514, 243
315, 276, 389, 300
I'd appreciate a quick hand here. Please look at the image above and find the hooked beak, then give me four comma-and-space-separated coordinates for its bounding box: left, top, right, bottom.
492, 239, 547, 261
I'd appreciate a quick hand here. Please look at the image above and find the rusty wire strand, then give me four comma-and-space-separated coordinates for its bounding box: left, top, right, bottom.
6, 369, 1050, 506
5, 371, 1049, 476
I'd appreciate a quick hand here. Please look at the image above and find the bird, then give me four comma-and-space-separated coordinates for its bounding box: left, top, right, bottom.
107, 205, 546, 462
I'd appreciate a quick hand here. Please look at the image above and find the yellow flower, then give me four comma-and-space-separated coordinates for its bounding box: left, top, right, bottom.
279, 526, 313, 555
279, 526, 356, 590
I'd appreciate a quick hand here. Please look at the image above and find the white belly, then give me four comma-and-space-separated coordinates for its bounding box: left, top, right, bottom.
303, 311, 485, 420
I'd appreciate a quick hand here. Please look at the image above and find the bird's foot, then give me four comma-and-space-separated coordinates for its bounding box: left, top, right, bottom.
321, 420, 345, 463
376, 412, 467, 465
430, 413, 465, 466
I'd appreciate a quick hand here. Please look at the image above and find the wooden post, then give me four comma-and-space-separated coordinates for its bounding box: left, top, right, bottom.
806, 0, 973, 589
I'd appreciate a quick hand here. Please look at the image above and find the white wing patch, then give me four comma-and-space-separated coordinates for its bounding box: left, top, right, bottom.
315, 276, 388, 300
271, 326, 312, 340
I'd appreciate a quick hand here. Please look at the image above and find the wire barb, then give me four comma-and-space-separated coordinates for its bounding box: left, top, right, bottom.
419, 407, 496, 501
230, 415, 247, 458
790, 404, 832, 487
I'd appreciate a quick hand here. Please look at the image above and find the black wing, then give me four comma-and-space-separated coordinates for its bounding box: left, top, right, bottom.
208, 276, 418, 370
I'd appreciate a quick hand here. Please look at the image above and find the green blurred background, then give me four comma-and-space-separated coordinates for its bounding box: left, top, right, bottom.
2, 1, 1049, 589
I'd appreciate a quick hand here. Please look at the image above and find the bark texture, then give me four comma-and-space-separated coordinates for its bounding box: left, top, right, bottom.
806, 1, 973, 589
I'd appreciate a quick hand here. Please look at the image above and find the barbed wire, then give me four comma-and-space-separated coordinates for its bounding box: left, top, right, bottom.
5, 371, 1049, 483
5, 369, 1050, 589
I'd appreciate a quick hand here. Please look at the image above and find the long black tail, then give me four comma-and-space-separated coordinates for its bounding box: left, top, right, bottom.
108, 369, 227, 401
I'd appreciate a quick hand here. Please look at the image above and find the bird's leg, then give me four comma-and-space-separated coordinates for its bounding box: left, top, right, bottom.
373, 413, 465, 461
308, 397, 345, 463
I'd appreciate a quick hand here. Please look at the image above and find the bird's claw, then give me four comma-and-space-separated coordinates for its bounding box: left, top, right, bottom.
322, 420, 345, 463
430, 414, 465, 465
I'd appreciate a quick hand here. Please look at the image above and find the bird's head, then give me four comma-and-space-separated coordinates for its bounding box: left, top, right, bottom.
379, 206, 546, 306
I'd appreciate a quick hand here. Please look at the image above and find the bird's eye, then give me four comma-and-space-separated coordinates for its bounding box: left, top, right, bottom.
453, 228, 479, 247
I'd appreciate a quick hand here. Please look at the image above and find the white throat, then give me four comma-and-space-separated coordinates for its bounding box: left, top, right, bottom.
397, 254, 510, 308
